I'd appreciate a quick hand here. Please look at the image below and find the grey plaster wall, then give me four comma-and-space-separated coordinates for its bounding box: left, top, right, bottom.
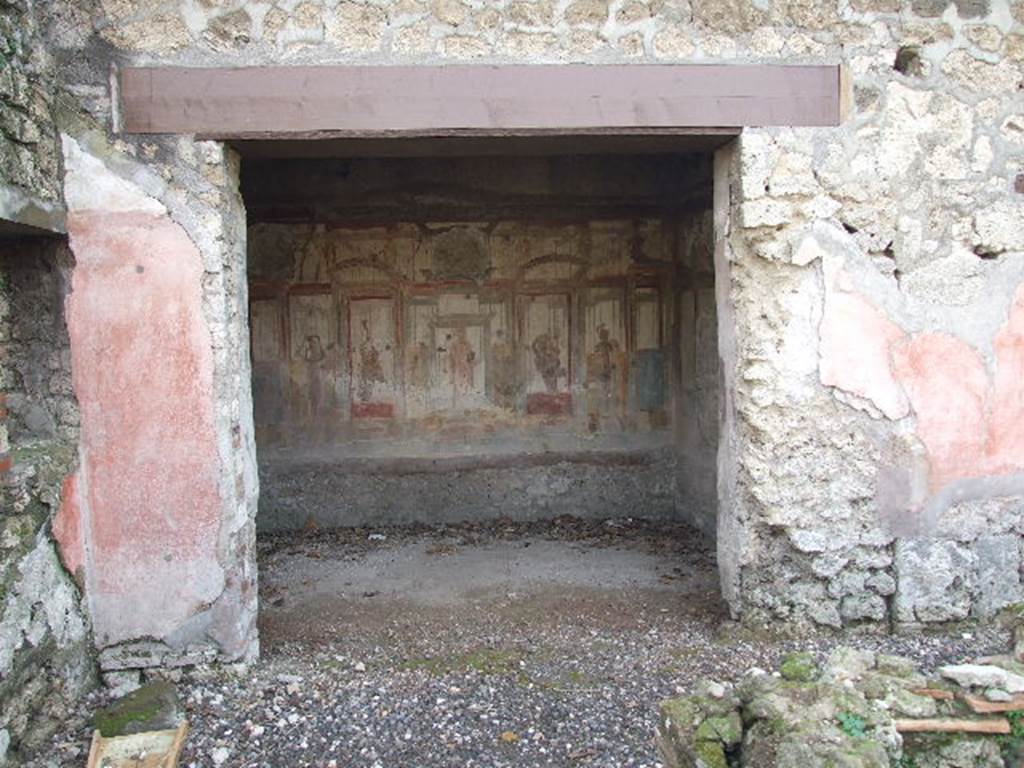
674, 207, 719, 540
260, 449, 678, 531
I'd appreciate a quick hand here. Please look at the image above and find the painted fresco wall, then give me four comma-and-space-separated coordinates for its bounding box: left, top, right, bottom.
248, 211, 704, 527
250, 218, 675, 450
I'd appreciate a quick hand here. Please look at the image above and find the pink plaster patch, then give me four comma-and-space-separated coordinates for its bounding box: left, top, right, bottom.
53, 472, 85, 588
891, 333, 989, 490
819, 285, 909, 419
987, 287, 1024, 476
66, 210, 225, 647
820, 274, 1024, 496
890, 286, 1024, 491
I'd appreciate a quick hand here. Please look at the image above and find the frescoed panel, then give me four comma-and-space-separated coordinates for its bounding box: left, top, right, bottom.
636, 287, 661, 351
521, 293, 571, 416
588, 221, 634, 279
250, 299, 283, 363
584, 288, 628, 431
635, 287, 666, 412
251, 212, 685, 446
637, 220, 672, 263
405, 298, 438, 418
482, 298, 516, 410
288, 291, 336, 430
405, 293, 500, 418
323, 225, 417, 284
522, 257, 579, 282
349, 297, 397, 418
433, 319, 487, 412
428, 226, 491, 282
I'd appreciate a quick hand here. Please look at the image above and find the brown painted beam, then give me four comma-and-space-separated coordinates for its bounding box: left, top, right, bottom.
118, 64, 842, 138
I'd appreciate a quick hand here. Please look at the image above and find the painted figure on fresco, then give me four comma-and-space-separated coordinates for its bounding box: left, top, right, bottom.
490, 328, 517, 409
357, 318, 387, 402
448, 327, 477, 400
407, 339, 431, 391
301, 334, 326, 364
296, 333, 329, 432
586, 324, 627, 431
531, 330, 565, 393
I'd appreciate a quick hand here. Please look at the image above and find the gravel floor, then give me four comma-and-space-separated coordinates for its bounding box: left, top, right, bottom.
26, 517, 1011, 768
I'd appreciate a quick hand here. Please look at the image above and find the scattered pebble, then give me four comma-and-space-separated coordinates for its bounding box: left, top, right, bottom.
22, 518, 1010, 768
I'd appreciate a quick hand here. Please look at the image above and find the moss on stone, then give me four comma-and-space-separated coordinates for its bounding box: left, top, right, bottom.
94, 681, 179, 737
694, 739, 729, 768
695, 712, 743, 746
875, 654, 916, 679
780, 651, 819, 683
660, 696, 700, 728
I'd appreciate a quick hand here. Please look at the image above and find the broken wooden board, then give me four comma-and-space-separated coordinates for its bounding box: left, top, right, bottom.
86, 722, 188, 768
893, 717, 1011, 735
962, 693, 1024, 714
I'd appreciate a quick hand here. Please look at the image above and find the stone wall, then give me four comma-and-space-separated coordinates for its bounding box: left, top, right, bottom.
0, 1, 92, 763
0, 0, 60, 203
0, 239, 91, 763
716, 9, 1024, 628
29, 0, 1024, 650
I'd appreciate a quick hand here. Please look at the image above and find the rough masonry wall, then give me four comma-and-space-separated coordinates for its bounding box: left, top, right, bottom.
0, 240, 90, 763
0, 0, 92, 763
717, 5, 1024, 629
0, 0, 60, 204
35, 0, 1024, 634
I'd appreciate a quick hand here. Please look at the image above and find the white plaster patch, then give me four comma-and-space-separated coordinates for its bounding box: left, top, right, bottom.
975, 200, 1024, 252
792, 232, 826, 266
61, 134, 166, 216
739, 198, 792, 228
900, 244, 987, 307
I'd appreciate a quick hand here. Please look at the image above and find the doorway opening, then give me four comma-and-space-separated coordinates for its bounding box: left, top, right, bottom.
238, 147, 725, 648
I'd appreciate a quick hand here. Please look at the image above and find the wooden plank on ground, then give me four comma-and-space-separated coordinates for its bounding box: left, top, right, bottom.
962, 693, 1024, 714
86, 721, 189, 768
118, 64, 843, 137
894, 718, 1011, 735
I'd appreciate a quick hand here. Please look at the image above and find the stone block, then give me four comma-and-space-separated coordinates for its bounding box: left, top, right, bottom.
94, 680, 180, 737
840, 593, 887, 622
894, 539, 975, 624
657, 693, 742, 768
910, 0, 950, 16
974, 534, 1023, 618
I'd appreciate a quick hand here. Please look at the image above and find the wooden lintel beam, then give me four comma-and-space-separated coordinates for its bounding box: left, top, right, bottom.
117, 64, 843, 138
